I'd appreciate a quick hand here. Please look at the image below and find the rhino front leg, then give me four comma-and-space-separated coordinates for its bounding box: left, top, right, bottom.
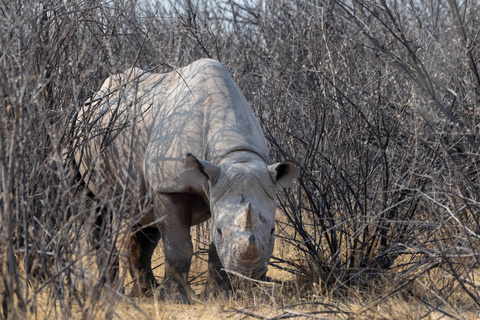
127, 225, 161, 297
156, 193, 195, 303
204, 242, 234, 298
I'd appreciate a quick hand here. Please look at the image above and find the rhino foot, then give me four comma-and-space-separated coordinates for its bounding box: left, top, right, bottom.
128, 280, 160, 298
204, 242, 236, 299
156, 278, 194, 304
203, 277, 236, 300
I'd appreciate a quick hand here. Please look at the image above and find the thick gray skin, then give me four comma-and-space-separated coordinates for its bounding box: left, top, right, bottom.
74, 59, 299, 302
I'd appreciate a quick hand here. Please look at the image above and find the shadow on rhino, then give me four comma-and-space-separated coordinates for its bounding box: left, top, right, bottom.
68, 59, 299, 303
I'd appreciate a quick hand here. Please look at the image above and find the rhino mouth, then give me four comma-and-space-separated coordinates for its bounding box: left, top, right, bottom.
227, 269, 270, 290
223, 264, 268, 281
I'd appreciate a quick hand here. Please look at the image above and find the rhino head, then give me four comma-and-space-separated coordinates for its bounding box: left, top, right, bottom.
185, 154, 299, 280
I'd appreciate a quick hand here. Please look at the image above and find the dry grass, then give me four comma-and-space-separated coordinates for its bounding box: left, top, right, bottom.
4, 226, 478, 320
2, 197, 477, 319
20, 272, 479, 320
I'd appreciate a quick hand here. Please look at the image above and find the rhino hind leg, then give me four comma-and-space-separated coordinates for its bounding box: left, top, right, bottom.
204, 242, 234, 298
127, 225, 161, 297
91, 208, 122, 289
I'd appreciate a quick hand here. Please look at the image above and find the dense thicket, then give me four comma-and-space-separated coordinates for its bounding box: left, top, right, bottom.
1, 0, 479, 318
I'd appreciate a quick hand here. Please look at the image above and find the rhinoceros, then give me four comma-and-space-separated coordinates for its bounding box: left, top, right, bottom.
73, 59, 299, 302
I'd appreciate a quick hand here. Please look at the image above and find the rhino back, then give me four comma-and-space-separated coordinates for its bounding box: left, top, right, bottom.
144, 59, 271, 193
75, 59, 270, 200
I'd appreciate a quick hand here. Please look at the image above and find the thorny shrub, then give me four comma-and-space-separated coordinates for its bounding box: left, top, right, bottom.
1, 0, 479, 318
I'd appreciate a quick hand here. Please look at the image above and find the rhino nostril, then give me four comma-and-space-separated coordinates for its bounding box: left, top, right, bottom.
248, 234, 255, 242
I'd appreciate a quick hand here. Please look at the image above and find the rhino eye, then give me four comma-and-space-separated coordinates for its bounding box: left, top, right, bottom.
270, 228, 275, 235
217, 228, 222, 236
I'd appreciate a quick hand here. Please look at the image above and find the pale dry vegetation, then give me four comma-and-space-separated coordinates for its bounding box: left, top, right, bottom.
1, 0, 480, 319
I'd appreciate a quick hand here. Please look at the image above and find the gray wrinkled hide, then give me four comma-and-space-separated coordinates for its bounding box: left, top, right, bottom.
74, 59, 299, 301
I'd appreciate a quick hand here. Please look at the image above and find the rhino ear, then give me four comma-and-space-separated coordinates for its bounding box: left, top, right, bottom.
185, 153, 220, 182
268, 161, 300, 188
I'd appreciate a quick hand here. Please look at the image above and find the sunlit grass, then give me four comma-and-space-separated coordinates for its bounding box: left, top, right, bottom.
3, 224, 478, 320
